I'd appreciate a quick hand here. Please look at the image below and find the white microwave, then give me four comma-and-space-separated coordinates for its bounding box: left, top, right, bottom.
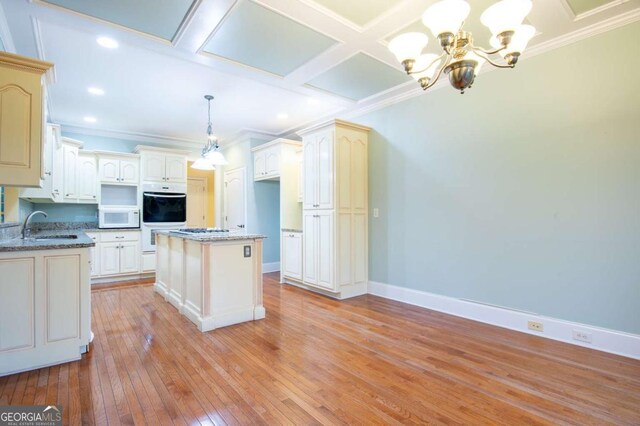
98, 207, 140, 229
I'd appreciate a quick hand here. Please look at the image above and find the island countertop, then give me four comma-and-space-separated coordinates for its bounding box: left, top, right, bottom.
0, 230, 95, 252
154, 230, 266, 242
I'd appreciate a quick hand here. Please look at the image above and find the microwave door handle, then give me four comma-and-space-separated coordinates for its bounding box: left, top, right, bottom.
143, 194, 186, 198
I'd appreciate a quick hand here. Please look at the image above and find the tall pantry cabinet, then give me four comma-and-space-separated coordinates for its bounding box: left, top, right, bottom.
297, 119, 369, 299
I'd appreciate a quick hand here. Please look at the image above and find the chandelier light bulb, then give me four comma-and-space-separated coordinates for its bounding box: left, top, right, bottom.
388, 32, 428, 64
422, 0, 470, 38
481, 0, 532, 36
410, 54, 441, 82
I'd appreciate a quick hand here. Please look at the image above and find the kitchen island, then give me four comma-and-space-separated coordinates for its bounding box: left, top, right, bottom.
154, 229, 266, 332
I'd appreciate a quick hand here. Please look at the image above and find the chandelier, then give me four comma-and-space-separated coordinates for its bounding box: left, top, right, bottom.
191, 94, 227, 170
388, 0, 535, 94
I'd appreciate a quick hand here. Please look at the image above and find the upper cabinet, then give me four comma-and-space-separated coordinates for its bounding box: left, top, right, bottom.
303, 130, 334, 210
136, 146, 188, 183
251, 139, 301, 181
0, 52, 54, 187
98, 153, 139, 184
62, 138, 97, 204
20, 124, 63, 202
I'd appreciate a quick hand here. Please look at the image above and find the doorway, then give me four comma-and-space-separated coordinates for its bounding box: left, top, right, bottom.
224, 167, 246, 230
187, 177, 207, 227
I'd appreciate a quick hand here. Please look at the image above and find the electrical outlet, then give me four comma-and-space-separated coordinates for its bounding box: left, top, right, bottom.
373, 208, 379, 218
527, 321, 544, 332
572, 330, 593, 343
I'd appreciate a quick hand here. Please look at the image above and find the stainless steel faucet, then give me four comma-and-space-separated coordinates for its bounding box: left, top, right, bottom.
22, 211, 48, 239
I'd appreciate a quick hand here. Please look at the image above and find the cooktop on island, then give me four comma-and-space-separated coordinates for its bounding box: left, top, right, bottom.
173, 228, 230, 234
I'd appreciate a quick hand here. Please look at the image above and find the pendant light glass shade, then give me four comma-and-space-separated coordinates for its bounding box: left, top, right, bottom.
206, 149, 228, 166
191, 157, 215, 170
388, 32, 428, 63
481, 0, 532, 36
422, 0, 470, 37
464, 51, 486, 74
410, 54, 441, 81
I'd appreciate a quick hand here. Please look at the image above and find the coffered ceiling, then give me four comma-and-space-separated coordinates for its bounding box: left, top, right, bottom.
0, 0, 638, 147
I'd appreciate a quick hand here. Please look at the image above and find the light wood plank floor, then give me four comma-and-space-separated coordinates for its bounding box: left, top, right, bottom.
1, 272, 639, 425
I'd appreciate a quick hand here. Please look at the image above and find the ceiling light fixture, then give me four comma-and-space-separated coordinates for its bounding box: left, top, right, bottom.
83, 116, 97, 123
192, 95, 227, 170
388, 0, 535, 94
96, 36, 118, 49
88, 87, 105, 96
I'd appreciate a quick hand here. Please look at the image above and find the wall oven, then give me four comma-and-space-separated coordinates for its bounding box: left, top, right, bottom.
141, 183, 186, 252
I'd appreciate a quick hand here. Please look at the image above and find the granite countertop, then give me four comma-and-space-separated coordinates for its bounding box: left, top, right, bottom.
0, 230, 95, 252
155, 229, 266, 242
281, 228, 303, 233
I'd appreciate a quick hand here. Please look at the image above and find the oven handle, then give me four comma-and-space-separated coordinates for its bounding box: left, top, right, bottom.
143, 193, 186, 198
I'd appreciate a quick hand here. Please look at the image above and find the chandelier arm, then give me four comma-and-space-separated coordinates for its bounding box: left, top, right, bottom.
472, 50, 515, 69
469, 43, 507, 56
421, 55, 451, 91
407, 52, 447, 75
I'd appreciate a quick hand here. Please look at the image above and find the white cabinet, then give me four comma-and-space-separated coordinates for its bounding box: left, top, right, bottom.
20, 124, 64, 202
86, 232, 100, 277
303, 131, 334, 209
90, 231, 142, 279
137, 147, 188, 183
282, 231, 302, 280
252, 143, 282, 181
0, 52, 53, 187
63, 143, 78, 200
98, 155, 139, 184
297, 149, 303, 202
77, 153, 98, 201
0, 247, 90, 376
298, 120, 369, 298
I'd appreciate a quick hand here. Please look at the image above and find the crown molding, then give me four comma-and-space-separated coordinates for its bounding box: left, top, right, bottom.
59, 123, 204, 150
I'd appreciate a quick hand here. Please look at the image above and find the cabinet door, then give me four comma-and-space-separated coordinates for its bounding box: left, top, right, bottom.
302, 213, 317, 284
316, 212, 334, 290
265, 147, 280, 177
302, 139, 317, 209
283, 232, 302, 280
86, 233, 100, 277
297, 150, 303, 202
0, 258, 35, 352
99, 242, 120, 276
119, 159, 139, 184
77, 155, 97, 201
143, 153, 165, 182
51, 128, 63, 202
63, 144, 78, 199
98, 158, 119, 183
119, 242, 140, 274
317, 132, 334, 209
253, 150, 266, 179
44, 255, 80, 343
165, 155, 186, 183
0, 65, 44, 187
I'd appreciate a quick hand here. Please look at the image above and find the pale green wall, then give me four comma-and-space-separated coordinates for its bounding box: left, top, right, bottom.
356, 22, 640, 334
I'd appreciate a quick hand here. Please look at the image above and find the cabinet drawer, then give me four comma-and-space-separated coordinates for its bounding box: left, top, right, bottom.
100, 231, 140, 243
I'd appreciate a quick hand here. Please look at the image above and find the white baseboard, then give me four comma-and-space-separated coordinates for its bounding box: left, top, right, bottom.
368, 281, 640, 360
263, 262, 280, 273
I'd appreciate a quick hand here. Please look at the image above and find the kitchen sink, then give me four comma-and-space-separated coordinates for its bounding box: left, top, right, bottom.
32, 234, 79, 241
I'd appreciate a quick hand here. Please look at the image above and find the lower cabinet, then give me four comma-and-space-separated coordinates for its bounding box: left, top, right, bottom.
90, 231, 142, 279
303, 211, 334, 290
282, 231, 302, 280
0, 248, 91, 376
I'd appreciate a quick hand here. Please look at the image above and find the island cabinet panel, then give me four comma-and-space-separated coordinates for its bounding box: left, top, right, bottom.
209, 242, 254, 316
155, 235, 169, 296
183, 240, 203, 317
168, 236, 184, 309
45, 255, 79, 343
0, 257, 35, 352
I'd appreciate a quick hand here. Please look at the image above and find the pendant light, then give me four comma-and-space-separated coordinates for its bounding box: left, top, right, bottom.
191, 95, 227, 170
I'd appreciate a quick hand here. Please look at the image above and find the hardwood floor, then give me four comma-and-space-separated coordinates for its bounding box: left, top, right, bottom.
1, 273, 639, 425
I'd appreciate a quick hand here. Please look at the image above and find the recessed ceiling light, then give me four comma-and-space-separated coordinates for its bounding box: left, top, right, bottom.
96, 36, 118, 49
277, 113, 289, 119
88, 87, 105, 96
83, 116, 97, 123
